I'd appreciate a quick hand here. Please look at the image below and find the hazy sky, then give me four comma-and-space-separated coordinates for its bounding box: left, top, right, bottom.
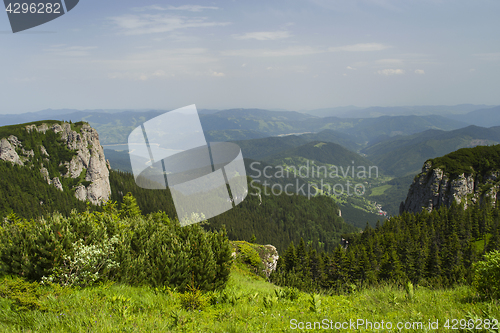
1, 0, 500, 114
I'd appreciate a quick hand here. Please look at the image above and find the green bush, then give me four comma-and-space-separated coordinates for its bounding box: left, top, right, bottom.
0, 209, 114, 282
0, 277, 49, 311
41, 236, 120, 287
238, 243, 262, 268
473, 250, 500, 299
0, 197, 233, 292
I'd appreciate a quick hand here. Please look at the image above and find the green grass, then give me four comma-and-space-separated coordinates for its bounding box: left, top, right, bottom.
473, 234, 493, 253
369, 184, 393, 196
0, 261, 499, 332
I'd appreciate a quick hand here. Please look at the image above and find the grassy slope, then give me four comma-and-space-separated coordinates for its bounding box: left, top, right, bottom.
0, 249, 498, 333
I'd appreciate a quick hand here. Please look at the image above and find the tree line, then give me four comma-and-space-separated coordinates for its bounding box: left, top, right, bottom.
271, 200, 500, 292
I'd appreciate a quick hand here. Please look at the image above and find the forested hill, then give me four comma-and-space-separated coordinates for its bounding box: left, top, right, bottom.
109, 171, 357, 253
264, 141, 373, 168
0, 120, 357, 253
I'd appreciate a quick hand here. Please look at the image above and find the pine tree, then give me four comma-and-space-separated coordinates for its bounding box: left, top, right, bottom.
426, 240, 442, 285
284, 241, 298, 272
184, 225, 217, 291
378, 246, 405, 283
485, 223, 500, 253
119, 192, 141, 218
442, 232, 464, 284
354, 246, 371, 285
326, 245, 347, 290
209, 226, 233, 290
296, 238, 308, 271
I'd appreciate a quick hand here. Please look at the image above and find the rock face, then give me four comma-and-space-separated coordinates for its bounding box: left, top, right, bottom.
1, 122, 111, 205
0, 138, 23, 166
58, 123, 111, 204
400, 161, 500, 214
262, 245, 279, 278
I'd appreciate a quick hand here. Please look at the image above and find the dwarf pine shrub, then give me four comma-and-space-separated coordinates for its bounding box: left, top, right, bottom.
0, 276, 48, 311
180, 285, 209, 311
0, 196, 233, 292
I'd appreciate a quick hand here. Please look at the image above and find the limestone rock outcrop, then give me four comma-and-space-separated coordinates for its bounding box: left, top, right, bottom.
400, 161, 500, 214
1, 122, 111, 205
262, 244, 279, 278
0, 138, 23, 166
58, 123, 111, 204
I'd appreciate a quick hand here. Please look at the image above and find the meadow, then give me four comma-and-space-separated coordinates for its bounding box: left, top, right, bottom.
0, 256, 498, 332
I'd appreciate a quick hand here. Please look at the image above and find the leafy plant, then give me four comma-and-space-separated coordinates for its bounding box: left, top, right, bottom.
405, 281, 414, 301
42, 236, 120, 287
308, 293, 321, 313
473, 250, 500, 299
262, 294, 277, 309
275, 287, 300, 301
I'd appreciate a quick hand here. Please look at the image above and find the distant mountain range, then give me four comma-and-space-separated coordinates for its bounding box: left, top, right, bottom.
445, 106, 500, 127
0, 108, 471, 145
233, 130, 361, 159
3, 105, 500, 222
301, 104, 496, 118
363, 125, 500, 177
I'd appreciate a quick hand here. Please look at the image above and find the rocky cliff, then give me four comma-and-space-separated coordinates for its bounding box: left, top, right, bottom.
0, 121, 111, 205
400, 146, 500, 214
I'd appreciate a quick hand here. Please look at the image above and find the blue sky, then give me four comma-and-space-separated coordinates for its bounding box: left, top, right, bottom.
1, 0, 500, 113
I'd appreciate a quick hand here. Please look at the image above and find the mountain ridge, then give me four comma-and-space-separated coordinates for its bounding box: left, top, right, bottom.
0, 121, 111, 206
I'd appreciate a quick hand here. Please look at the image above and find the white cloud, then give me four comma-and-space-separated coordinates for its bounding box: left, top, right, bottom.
108, 14, 230, 35
346, 66, 357, 70
377, 69, 405, 75
329, 43, 390, 52
132, 5, 219, 12
222, 46, 322, 57
414, 69, 425, 74
469, 68, 476, 73
211, 70, 225, 77
232, 31, 291, 41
